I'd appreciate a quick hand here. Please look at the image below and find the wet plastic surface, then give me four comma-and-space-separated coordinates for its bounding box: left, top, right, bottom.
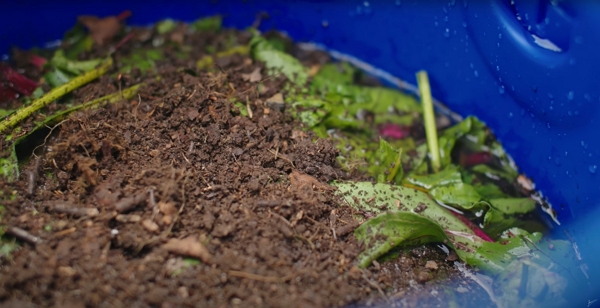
2, 0, 599, 304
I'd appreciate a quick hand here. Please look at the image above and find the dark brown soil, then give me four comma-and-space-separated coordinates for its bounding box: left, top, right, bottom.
0, 22, 493, 308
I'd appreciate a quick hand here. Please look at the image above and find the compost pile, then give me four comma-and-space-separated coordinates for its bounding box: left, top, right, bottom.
0, 13, 583, 308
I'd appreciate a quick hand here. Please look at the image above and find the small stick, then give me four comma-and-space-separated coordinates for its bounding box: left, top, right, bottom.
51, 204, 99, 217
6, 226, 42, 244
115, 191, 148, 213
416, 70, 441, 172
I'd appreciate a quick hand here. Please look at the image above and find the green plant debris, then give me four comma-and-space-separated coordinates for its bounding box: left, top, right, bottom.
120, 49, 163, 73
190, 15, 222, 32
196, 45, 250, 70
49, 50, 103, 75
156, 19, 177, 34
0, 57, 113, 133
61, 23, 94, 59
250, 35, 308, 86
334, 181, 581, 305
0, 83, 142, 182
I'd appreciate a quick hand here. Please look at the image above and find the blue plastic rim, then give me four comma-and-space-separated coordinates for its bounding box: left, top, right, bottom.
2, 0, 599, 304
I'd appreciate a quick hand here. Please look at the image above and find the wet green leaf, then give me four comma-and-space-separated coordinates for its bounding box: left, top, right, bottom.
488, 198, 536, 215
430, 183, 481, 208
472, 164, 517, 182
190, 15, 222, 32
472, 182, 510, 199
403, 165, 462, 190
354, 212, 449, 268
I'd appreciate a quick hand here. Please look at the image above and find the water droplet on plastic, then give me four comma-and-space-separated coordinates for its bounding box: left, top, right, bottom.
565, 151, 568, 156
568, 91, 574, 100
589, 165, 597, 174
469, 63, 474, 68
547, 93, 554, 99
462, 21, 467, 28
496, 66, 500, 71
547, 123, 551, 129
498, 33, 502, 39
474, 70, 479, 77
508, 112, 513, 118
444, 28, 450, 38
444, 16, 449, 22
498, 86, 505, 94
435, 21, 439, 27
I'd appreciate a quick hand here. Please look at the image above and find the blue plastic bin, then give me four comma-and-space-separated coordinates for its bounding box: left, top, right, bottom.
2, 0, 599, 305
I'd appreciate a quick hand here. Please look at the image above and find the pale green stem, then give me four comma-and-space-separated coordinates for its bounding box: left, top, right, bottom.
416, 70, 441, 172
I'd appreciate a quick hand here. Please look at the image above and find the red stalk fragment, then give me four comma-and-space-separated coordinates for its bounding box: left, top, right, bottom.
459, 151, 492, 167
0, 63, 38, 102
378, 123, 410, 140
449, 210, 494, 242
29, 54, 48, 69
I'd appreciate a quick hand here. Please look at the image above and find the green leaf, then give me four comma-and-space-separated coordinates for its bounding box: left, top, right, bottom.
251, 36, 308, 86
62, 24, 94, 59
190, 15, 222, 32
367, 139, 403, 183
403, 165, 462, 190
488, 198, 536, 215
438, 117, 473, 167
429, 183, 481, 208
472, 183, 510, 199
472, 164, 517, 182
49, 50, 103, 75
354, 212, 449, 268
44, 68, 73, 88
120, 49, 164, 73
157, 19, 177, 34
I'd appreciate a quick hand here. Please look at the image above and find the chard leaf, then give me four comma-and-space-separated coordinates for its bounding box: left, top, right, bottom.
354, 212, 450, 268
430, 183, 482, 208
